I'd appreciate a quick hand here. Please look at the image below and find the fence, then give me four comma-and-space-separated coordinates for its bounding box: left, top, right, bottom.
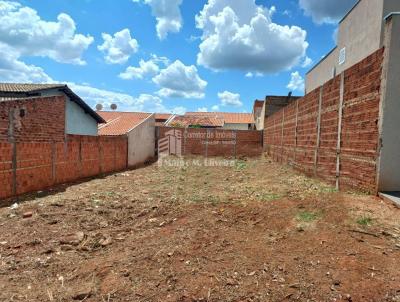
264, 48, 384, 193
157, 127, 263, 158
0, 135, 127, 200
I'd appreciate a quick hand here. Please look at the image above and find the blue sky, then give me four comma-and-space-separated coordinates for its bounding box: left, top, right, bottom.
0, 0, 357, 113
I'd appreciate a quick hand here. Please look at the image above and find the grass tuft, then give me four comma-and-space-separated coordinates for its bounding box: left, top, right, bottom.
357, 216, 373, 226
297, 211, 319, 222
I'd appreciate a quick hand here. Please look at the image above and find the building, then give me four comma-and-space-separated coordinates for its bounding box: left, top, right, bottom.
166, 114, 224, 128
97, 111, 156, 167
306, 0, 400, 93
155, 113, 172, 127
0, 83, 104, 136
183, 112, 255, 130
253, 100, 265, 130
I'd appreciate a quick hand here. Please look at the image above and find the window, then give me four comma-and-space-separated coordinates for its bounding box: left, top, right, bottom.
339, 47, 346, 65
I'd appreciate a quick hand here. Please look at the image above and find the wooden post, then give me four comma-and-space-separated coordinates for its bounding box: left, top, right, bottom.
336, 72, 345, 190
314, 86, 324, 176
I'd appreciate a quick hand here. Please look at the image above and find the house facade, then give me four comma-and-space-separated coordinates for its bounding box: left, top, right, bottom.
97, 111, 156, 167
0, 83, 104, 137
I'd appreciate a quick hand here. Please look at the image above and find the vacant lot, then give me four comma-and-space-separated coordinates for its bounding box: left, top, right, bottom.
0, 156, 399, 302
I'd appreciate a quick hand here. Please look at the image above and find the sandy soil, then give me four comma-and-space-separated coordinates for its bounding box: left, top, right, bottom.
0, 156, 399, 302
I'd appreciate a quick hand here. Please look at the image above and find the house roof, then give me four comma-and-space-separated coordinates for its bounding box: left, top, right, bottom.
186, 112, 255, 124
0, 83, 105, 123
98, 111, 152, 135
155, 113, 172, 120
169, 115, 224, 128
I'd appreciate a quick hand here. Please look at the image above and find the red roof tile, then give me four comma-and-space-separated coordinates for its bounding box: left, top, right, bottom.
98, 111, 152, 136
185, 112, 254, 124
169, 115, 224, 128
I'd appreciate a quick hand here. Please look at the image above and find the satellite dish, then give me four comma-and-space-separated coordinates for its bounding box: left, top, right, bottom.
110, 104, 118, 111
95, 104, 103, 111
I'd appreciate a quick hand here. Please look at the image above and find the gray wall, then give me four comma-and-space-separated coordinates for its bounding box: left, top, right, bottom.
306, 0, 400, 92
377, 15, 400, 192
128, 114, 156, 167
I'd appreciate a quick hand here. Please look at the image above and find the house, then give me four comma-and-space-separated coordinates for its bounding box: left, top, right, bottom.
0, 83, 104, 136
183, 112, 255, 130
97, 111, 156, 167
166, 114, 224, 128
306, 0, 400, 93
155, 113, 172, 127
264, 95, 301, 119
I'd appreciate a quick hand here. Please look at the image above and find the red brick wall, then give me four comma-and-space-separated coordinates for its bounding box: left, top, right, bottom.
0, 96, 66, 142
0, 96, 129, 200
158, 127, 263, 157
264, 48, 384, 192
0, 135, 128, 200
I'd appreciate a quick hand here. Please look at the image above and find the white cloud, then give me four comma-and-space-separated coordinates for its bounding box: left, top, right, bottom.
211, 105, 220, 111
134, 0, 183, 40
119, 54, 169, 80
120, 59, 159, 80
0, 43, 53, 83
301, 56, 313, 68
69, 83, 182, 113
0, 1, 93, 65
299, 0, 357, 24
198, 107, 208, 112
218, 91, 243, 107
245, 72, 263, 78
98, 29, 139, 64
153, 60, 208, 99
172, 106, 187, 115
196, 0, 308, 73
287, 71, 304, 92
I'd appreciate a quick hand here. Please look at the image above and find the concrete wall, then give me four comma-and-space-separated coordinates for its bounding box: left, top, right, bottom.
254, 105, 265, 130
65, 99, 98, 136
128, 114, 156, 167
223, 123, 251, 130
377, 15, 400, 192
306, 0, 399, 93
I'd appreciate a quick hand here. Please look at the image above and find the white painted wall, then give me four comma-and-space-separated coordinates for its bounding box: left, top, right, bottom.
65, 99, 98, 136
128, 114, 156, 167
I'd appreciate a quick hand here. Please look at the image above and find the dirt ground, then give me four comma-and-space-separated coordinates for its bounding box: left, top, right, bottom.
0, 156, 399, 302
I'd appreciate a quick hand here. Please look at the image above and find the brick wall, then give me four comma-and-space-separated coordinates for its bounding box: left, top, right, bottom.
0, 96, 128, 201
0, 96, 66, 142
0, 135, 127, 200
264, 48, 384, 192
158, 127, 263, 158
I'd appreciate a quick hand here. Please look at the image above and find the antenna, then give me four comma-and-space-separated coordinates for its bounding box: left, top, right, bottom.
95, 104, 103, 111
110, 104, 118, 111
